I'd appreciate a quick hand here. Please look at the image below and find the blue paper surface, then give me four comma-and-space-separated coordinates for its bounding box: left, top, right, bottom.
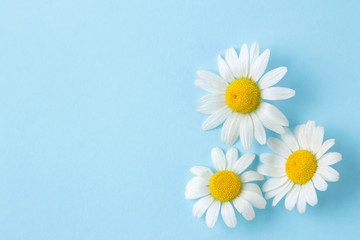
0, 0, 359, 239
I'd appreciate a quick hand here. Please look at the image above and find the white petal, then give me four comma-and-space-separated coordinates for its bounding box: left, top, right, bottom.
211, 147, 226, 171
265, 179, 291, 199
218, 55, 235, 82
190, 166, 213, 181
312, 173, 328, 191
257, 102, 289, 126
242, 183, 263, 196
302, 120, 315, 151
193, 195, 215, 218
232, 153, 255, 175
267, 137, 292, 158
281, 128, 300, 152
294, 124, 305, 148
194, 79, 225, 93
318, 152, 342, 166
310, 126, 324, 154
240, 170, 264, 182
251, 112, 266, 145
225, 48, 241, 78
249, 42, 260, 66
197, 101, 226, 114
258, 67, 287, 89
205, 200, 221, 228
185, 186, 210, 199
304, 121, 315, 135
198, 93, 225, 105
257, 164, 286, 177
315, 139, 335, 159
225, 148, 238, 171
249, 49, 270, 82
272, 182, 294, 206
260, 153, 286, 167
238, 44, 249, 77
240, 114, 254, 150
186, 176, 208, 189
240, 190, 267, 209
261, 87, 295, 100
297, 186, 307, 214
285, 184, 300, 211
317, 166, 340, 182
221, 202, 237, 228
196, 70, 228, 90
256, 108, 285, 134
295, 125, 308, 150
232, 197, 255, 221
221, 112, 241, 145
202, 106, 232, 131
302, 181, 318, 206
262, 176, 288, 192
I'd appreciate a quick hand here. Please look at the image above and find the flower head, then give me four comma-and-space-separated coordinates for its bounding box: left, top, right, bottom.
195, 42, 295, 150
257, 120, 342, 213
185, 147, 266, 228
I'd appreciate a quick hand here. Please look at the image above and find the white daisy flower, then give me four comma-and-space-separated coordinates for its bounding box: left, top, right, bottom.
257, 120, 342, 213
185, 147, 266, 228
195, 42, 295, 150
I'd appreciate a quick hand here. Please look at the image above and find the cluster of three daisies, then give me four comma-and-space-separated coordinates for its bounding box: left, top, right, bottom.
185, 43, 342, 228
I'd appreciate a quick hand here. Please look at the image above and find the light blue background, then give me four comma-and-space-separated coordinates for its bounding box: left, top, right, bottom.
0, 0, 359, 239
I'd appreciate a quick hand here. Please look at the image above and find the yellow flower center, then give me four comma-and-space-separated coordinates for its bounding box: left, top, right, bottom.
285, 150, 317, 184
209, 170, 241, 202
225, 78, 261, 113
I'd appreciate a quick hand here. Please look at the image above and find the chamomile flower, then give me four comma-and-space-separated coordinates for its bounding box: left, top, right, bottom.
257, 120, 342, 213
195, 42, 295, 150
185, 147, 266, 228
